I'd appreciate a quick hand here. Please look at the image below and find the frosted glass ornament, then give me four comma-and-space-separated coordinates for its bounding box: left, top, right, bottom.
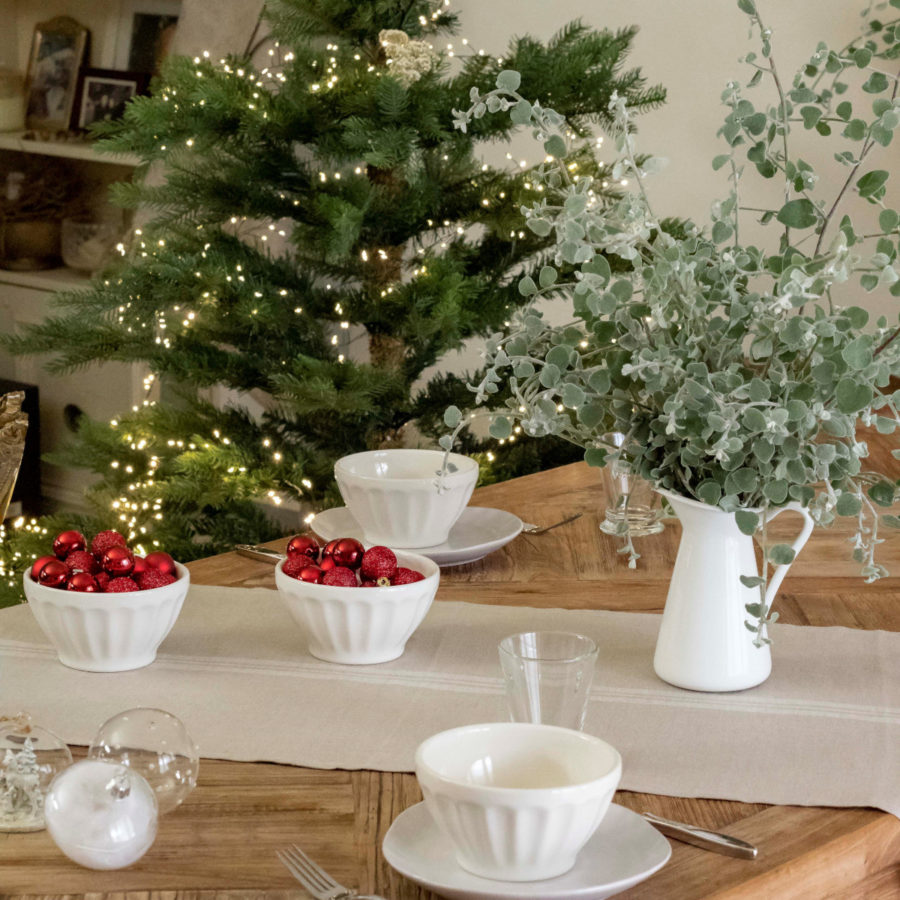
45, 760, 157, 869
0, 715, 73, 832
89, 708, 199, 814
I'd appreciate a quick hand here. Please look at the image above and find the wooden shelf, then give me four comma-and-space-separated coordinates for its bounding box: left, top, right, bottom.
0, 132, 140, 166
0, 267, 92, 292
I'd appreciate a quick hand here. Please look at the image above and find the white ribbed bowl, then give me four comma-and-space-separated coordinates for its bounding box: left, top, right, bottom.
334, 449, 478, 548
24, 563, 190, 672
274, 550, 439, 664
415, 722, 622, 882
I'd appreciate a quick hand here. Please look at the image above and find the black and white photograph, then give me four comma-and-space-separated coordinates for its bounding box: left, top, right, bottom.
73, 69, 147, 130
24, 16, 88, 131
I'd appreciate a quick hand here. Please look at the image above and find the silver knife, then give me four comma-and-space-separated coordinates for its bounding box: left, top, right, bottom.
642, 812, 758, 859
235, 544, 285, 563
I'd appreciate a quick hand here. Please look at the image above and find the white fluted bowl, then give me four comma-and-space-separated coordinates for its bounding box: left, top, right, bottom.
415, 722, 622, 882
334, 449, 478, 548
24, 563, 189, 672
275, 551, 439, 664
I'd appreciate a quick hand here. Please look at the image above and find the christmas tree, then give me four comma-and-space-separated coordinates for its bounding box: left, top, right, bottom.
2, 0, 664, 581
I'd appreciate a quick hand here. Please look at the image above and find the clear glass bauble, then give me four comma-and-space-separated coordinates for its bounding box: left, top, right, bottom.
88, 707, 199, 814
45, 759, 157, 869
0, 714, 73, 832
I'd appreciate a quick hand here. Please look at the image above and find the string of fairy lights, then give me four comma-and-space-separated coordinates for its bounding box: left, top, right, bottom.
1, 0, 627, 573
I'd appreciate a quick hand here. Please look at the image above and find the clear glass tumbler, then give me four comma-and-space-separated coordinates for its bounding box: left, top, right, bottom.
498, 631, 598, 731
599, 432, 664, 537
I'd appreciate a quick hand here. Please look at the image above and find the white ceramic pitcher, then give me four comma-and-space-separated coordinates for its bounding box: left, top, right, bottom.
654, 490, 815, 692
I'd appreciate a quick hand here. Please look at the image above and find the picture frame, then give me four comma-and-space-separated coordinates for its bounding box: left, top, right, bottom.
71, 68, 149, 132
114, 0, 181, 76
24, 16, 89, 133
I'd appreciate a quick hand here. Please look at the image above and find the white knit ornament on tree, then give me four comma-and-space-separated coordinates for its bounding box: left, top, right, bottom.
379, 29, 438, 85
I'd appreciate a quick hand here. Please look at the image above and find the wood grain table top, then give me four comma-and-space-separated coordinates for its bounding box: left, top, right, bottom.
2, 434, 899, 899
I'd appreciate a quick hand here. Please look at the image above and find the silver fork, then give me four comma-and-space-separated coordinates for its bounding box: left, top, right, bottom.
277, 845, 385, 899
521, 512, 582, 534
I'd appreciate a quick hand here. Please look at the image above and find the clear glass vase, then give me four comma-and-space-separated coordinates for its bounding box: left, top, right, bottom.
598, 433, 664, 538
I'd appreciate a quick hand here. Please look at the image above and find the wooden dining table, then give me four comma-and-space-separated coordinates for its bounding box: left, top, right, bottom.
2, 432, 899, 899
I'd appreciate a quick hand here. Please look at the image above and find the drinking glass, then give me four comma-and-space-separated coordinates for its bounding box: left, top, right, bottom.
599, 432, 664, 537
498, 631, 598, 731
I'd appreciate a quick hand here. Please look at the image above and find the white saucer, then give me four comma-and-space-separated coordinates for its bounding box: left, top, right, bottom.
383, 802, 670, 900
309, 506, 523, 567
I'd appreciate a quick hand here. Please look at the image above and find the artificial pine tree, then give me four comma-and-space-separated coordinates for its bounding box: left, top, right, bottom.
2, 0, 664, 584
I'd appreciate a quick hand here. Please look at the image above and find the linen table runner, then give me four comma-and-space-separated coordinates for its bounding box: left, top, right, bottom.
1, 586, 898, 816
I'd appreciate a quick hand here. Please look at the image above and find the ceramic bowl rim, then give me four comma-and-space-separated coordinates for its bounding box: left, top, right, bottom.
415, 722, 622, 798
334, 448, 478, 485
23, 561, 190, 605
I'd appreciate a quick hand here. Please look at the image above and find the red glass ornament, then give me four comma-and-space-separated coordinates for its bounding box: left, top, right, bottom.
30, 555, 57, 582
103, 545, 135, 576
331, 538, 365, 570
53, 530, 86, 558
319, 556, 338, 574
296, 564, 324, 584
67, 572, 100, 592
286, 534, 320, 561
321, 539, 341, 559
38, 559, 69, 588
144, 551, 177, 577
132, 556, 149, 577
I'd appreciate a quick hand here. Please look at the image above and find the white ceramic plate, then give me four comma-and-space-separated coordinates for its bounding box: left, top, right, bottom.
310, 506, 523, 567
383, 802, 671, 900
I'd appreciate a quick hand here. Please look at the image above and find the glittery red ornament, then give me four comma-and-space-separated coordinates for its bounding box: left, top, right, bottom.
67, 572, 100, 592
322, 566, 358, 587
38, 559, 69, 589
91, 530, 127, 558
95, 572, 110, 591
138, 570, 176, 590
391, 567, 425, 585
361, 546, 397, 580
30, 555, 57, 582
132, 556, 149, 577
107, 577, 139, 592
331, 538, 365, 570
53, 530, 86, 558
65, 550, 99, 575
361, 579, 377, 587
103, 545, 135, 576
144, 551, 177, 578
286, 534, 320, 561
282, 556, 308, 578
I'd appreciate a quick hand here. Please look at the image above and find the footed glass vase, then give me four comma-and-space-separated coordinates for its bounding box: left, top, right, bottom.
654, 490, 814, 692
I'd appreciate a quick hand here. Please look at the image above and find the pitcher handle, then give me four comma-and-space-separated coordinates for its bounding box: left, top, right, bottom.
763, 503, 815, 608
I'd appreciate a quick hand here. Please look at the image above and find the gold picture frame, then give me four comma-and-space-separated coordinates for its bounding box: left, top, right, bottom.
24, 16, 89, 133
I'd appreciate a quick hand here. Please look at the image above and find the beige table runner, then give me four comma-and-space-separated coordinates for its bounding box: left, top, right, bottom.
1, 586, 898, 816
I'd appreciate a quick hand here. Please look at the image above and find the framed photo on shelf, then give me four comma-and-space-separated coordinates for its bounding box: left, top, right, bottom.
115, 0, 181, 76
24, 16, 89, 133
71, 68, 149, 131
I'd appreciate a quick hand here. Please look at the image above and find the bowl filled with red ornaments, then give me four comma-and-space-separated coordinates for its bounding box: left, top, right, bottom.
274, 534, 439, 665
23, 529, 189, 673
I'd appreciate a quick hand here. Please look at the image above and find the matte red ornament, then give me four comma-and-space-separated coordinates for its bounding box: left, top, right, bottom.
322, 566, 358, 587
331, 538, 365, 570
65, 550, 99, 575
391, 567, 425, 585
53, 530, 86, 558
67, 572, 100, 592
131, 556, 149, 577
30, 555, 57, 582
103, 545, 135, 576
144, 551, 177, 577
90, 530, 127, 558
286, 534, 320, 561
38, 559, 69, 589
361, 546, 398, 580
